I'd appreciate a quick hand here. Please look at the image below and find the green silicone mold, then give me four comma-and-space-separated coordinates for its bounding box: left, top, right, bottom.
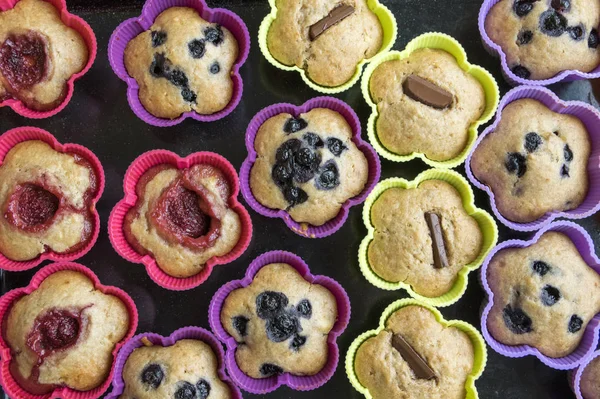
361, 32, 500, 168
258, 0, 397, 94
345, 298, 487, 399
358, 169, 498, 307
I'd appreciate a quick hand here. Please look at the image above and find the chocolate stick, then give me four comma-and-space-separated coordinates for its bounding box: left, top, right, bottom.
425, 212, 449, 269
391, 334, 436, 380
403, 75, 453, 110
309, 5, 355, 41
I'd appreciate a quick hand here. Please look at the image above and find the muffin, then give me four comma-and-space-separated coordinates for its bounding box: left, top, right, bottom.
581, 355, 600, 398
250, 108, 369, 227
124, 7, 239, 119
119, 339, 232, 399
0, 0, 88, 110
470, 98, 590, 223
220, 263, 337, 378
487, 231, 600, 358
485, 0, 600, 80
369, 48, 486, 161
267, 0, 383, 87
355, 305, 475, 399
0, 140, 99, 262
367, 180, 483, 297
124, 163, 242, 279
4, 270, 130, 393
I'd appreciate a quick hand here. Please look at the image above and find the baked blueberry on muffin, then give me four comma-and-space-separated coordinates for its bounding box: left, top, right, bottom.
4, 270, 130, 393
0, 141, 99, 262
0, 0, 88, 110
485, 0, 600, 80
355, 305, 475, 399
581, 355, 600, 398
220, 263, 337, 378
470, 98, 590, 223
367, 180, 483, 297
267, 0, 383, 87
124, 164, 242, 278
119, 339, 232, 399
124, 7, 239, 119
250, 108, 369, 227
369, 49, 486, 161
487, 231, 600, 358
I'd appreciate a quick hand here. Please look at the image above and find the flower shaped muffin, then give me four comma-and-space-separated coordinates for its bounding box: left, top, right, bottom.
487, 231, 600, 358
220, 262, 338, 379
266, 0, 383, 87
0, 139, 100, 263
369, 48, 486, 161
0, 0, 88, 111
250, 107, 369, 227
124, 7, 239, 119
470, 98, 591, 223
485, 0, 600, 80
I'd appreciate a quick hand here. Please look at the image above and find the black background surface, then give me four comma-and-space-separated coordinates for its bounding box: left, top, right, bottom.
2, 0, 600, 398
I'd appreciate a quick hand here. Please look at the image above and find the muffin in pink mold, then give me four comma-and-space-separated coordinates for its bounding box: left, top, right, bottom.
0, 262, 139, 399
108, 0, 250, 127
109, 149, 252, 291
0, 0, 97, 118
0, 127, 105, 272
480, 221, 600, 370
209, 251, 351, 393
240, 97, 381, 238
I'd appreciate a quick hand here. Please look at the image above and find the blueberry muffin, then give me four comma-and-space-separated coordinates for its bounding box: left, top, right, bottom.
119, 339, 232, 399
471, 98, 590, 223
581, 355, 600, 398
487, 231, 600, 358
124, 164, 242, 278
367, 180, 483, 297
355, 305, 475, 399
485, 0, 600, 80
124, 7, 239, 119
0, 141, 99, 262
250, 108, 369, 227
0, 0, 88, 110
369, 49, 486, 161
220, 263, 337, 378
267, 0, 383, 87
4, 270, 130, 393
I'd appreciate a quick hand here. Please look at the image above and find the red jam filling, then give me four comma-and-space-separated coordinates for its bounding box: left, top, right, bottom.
5, 184, 59, 232
0, 32, 48, 91
163, 185, 211, 238
27, 308, 81, 356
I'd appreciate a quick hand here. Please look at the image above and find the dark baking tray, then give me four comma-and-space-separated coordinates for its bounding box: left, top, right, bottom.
1, 0, 600, 398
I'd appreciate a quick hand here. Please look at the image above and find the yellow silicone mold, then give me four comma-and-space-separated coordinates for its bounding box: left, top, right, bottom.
358, 169, 498, 307
345, 299, 487, 399
361, 32, 500, 168
258, 0, 397, 94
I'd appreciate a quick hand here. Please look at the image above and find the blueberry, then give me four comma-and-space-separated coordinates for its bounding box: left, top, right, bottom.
539, 10, 567, 37
276, 139, 302, 162
168, 69, 188, 88
512, 65, 531, 79
266, 312, 299, 342
505, 152, 527, 178
283, 117, 308, 134
513, 0, 536, 17
284, 186, 308, 206
564, 144, 573, 162
149, 53, 169, 78
232, 316, 249, 337
326, 137, 347, 157
260, 363, 284, 377
204, 25, 224, 45
316, 160, 340, 190
141, 363, 164, 389
541, 285, 561, 306
188, 39, 206, 59
174, 381, 196, 399
589, 28, 599, 48
256, 291, 288, 319
532, 260, 551, 276
296, 299, 312, 318
517, 30, 534, 45
210, 62, 220, 74
295, 148, 316, 167
303, 132, 324, 148
551, 0, 571, 11
290, 334, 307, 351
569, 315, 584, 333
524, 132, 542, 152
196, 379, 211, 399
568, 25, 585, 41
503, 305, 533, 334
561, 164, 570, 178
272, 163, 293, 187
151, 30, 167, 47
181, 88, 197, 103
292, 164, 316, 184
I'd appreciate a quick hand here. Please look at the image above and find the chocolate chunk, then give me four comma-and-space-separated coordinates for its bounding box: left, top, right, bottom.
403, 75, 453, 110
309, 5, 355, 41
424, 212, 449, 269
391, 334, 436, 380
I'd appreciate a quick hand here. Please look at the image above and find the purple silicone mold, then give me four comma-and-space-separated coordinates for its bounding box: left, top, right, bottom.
239, 97, 381, 238
480, 221, 600, 370
105, 327, 242, 399
571, 349, 600, 399
479, 0, 600, 86
466, 86, 600, 232
108, 0, 250, 127
208, 250, 351, 393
